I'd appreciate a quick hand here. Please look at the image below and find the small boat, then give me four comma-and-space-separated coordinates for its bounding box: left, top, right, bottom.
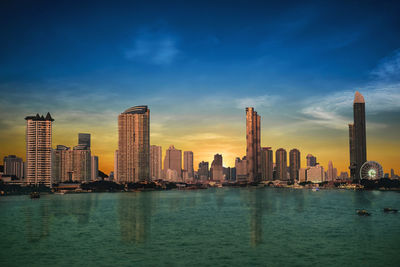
356, 209, 370, 216
312, 187, 319, 192
383, 208, 398, 213
30, 192, 40, 199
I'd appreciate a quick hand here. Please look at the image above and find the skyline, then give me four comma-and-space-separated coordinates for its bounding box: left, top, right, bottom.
1, 0, 400, 174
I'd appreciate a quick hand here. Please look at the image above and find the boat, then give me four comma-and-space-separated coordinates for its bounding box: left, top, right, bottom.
356, 209, 371, 216
383, 208, 398, 213
312, 187, 319, 192
30, 191, 40, 199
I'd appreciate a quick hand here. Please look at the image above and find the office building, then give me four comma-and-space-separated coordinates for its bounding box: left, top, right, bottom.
150, 145, 162, 180
78, 133, 91, 149
306, 154, 317, 167
3, 155, 24, 179
349, 91, 367, 179
307, 165, 324, 183
246, 107, 261, 182
235, 157, 247, 182
275, 148, 287, 180
25, 113, 54, 187
91, 155, 99, 181
261, 147, 273, 181
164, 145, 182, 180
52, 145, 73, 183
117, 105, 150, 183
210, 154, 223, 181
183, 151, 194, 179
114, 150, 118, 181
289, 149, 300, 181
198, 161, 209, 181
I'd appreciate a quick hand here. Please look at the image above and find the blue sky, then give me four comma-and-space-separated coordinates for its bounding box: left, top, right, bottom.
1, 0, 399, 173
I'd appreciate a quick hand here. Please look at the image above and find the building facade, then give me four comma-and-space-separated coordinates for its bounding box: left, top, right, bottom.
289, 149, 300, 181
198, 161, 209, 181
235, 156, 248, 182
91, 155, 99, 181
150, 145, 162, 180
3, 155, 24, 179
261, 147, 273, 181
25, 113, 54, 187
306, 154, 317, 167
210, 154, 223, 181
246, 107, 261, 182
275, 148, 287, 181
183, 151, 194, 180
164, 145, 182, 180
117, 106, 150, 183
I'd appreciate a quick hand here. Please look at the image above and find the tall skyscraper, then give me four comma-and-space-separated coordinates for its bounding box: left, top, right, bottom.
210, 154, 223, 181
183, 151, 194, 179
91, 155, 99, 181
275, 148, 287, 181
52, 145, 73, 183
72, 145, 91, 182
349, 91, 367, 180
327, 160, 337, 181
3, 155, 24, 179
289, 149, 300, 181
150, 145, 162, 180
25, 113, 54, 187
117, 106, 150, 183
198, 161, 209, 181
246, 107, 261, 182
306, 154, 317, 167
164, 145, 182, 180
261, 147, 273, 181
78, 133, 91, 149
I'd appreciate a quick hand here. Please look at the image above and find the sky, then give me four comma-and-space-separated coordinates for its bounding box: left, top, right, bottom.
1, 0, 400, 175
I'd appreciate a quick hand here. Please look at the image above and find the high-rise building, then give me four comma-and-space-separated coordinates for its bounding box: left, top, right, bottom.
391, 169, 395, 178
307, 165, 324, 183
3, 155, 24, 179
327, 161, 337, 181
91, 155, 99, 181
72, 145, 91, 182
25, 113, 54, 187
78, 133, 91, 149
198, 161, 209, 181
299, 168, 307, 182
339, 172, 349, 180
306, 154, 317, 167
183, 151, 194, 179
114, 150, 118, 181
289, 149, 300, 181
150, 145, 162, 180
275, 148, 287, 181
210, 154, 223, 181
117, 106, 150, 183
52, 145, 73, 183
261, 147, 273, 181
235, 156, 248, 182
349, 91, 367, 180
164, 145, 182, 180
246, 107, 261, 182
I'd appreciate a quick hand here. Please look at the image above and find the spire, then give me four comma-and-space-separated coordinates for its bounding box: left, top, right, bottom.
354, 91, 365, 104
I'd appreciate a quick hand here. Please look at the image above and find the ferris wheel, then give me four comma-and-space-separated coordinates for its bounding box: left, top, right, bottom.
360, 161, 383, 180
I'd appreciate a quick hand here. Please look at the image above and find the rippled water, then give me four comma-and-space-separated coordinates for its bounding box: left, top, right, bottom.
0, 188, 399, 266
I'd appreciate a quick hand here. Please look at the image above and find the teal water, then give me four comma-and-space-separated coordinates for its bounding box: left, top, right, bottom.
0, 188, 399, 266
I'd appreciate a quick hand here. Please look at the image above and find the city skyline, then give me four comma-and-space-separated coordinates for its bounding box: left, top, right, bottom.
1, 1, 399, 174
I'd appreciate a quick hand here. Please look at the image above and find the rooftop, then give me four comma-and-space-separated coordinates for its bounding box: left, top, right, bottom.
122, 105, 148, 114
25, 112, 54, 121
354, 91, 365, 104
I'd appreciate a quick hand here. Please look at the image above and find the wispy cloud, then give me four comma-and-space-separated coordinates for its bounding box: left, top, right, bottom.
125, 29, 180, 65
235, 94, 280, 109
370, 49, 400, 82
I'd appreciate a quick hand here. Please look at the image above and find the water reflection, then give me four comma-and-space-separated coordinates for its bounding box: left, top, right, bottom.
118, 193, 156, 243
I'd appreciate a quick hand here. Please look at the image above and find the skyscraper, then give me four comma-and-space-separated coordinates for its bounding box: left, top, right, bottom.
275, 148, 287, 181
210, 154, 223, 181
114, 150, 118, 181
78, 133, 91, 149
164, 145, 182, 180
72, 145, 91, 182
183, 151, 194, 179
306, 154, 317, 167
25, 113, 54, 187
349, 91, 367, 180
235, 157, 248, 182
289, 149, 300, 181
117, 106, 150, 183
3, 155, 24, 179
198, 161, 209, 181
91, 155, 99, 181
261, 147, 273, 181
52, 145, 73, 183
246, 107, 261, 182
150, 145, 162, 180
327, 160, 337, 181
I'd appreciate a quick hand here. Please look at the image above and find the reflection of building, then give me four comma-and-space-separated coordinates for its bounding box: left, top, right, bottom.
3, 155, 25, 179
117, 105, 150, 183
289, 149, 300, 181
235, 157, 247, 182
150, 145, 162, 180
246, 107, 261, 182
275, 148, 287, 181
198, 161, 209, 181
25, 113, 54, 187
164, 145, 182, 180
261, 147, 273, 181
349, 91, 367, 179
210, 154, 223, 181
183, 151, 194, 180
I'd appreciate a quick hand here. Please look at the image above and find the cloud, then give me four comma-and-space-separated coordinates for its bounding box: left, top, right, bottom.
299, 49, 400, 129
125, 30, 179, 65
